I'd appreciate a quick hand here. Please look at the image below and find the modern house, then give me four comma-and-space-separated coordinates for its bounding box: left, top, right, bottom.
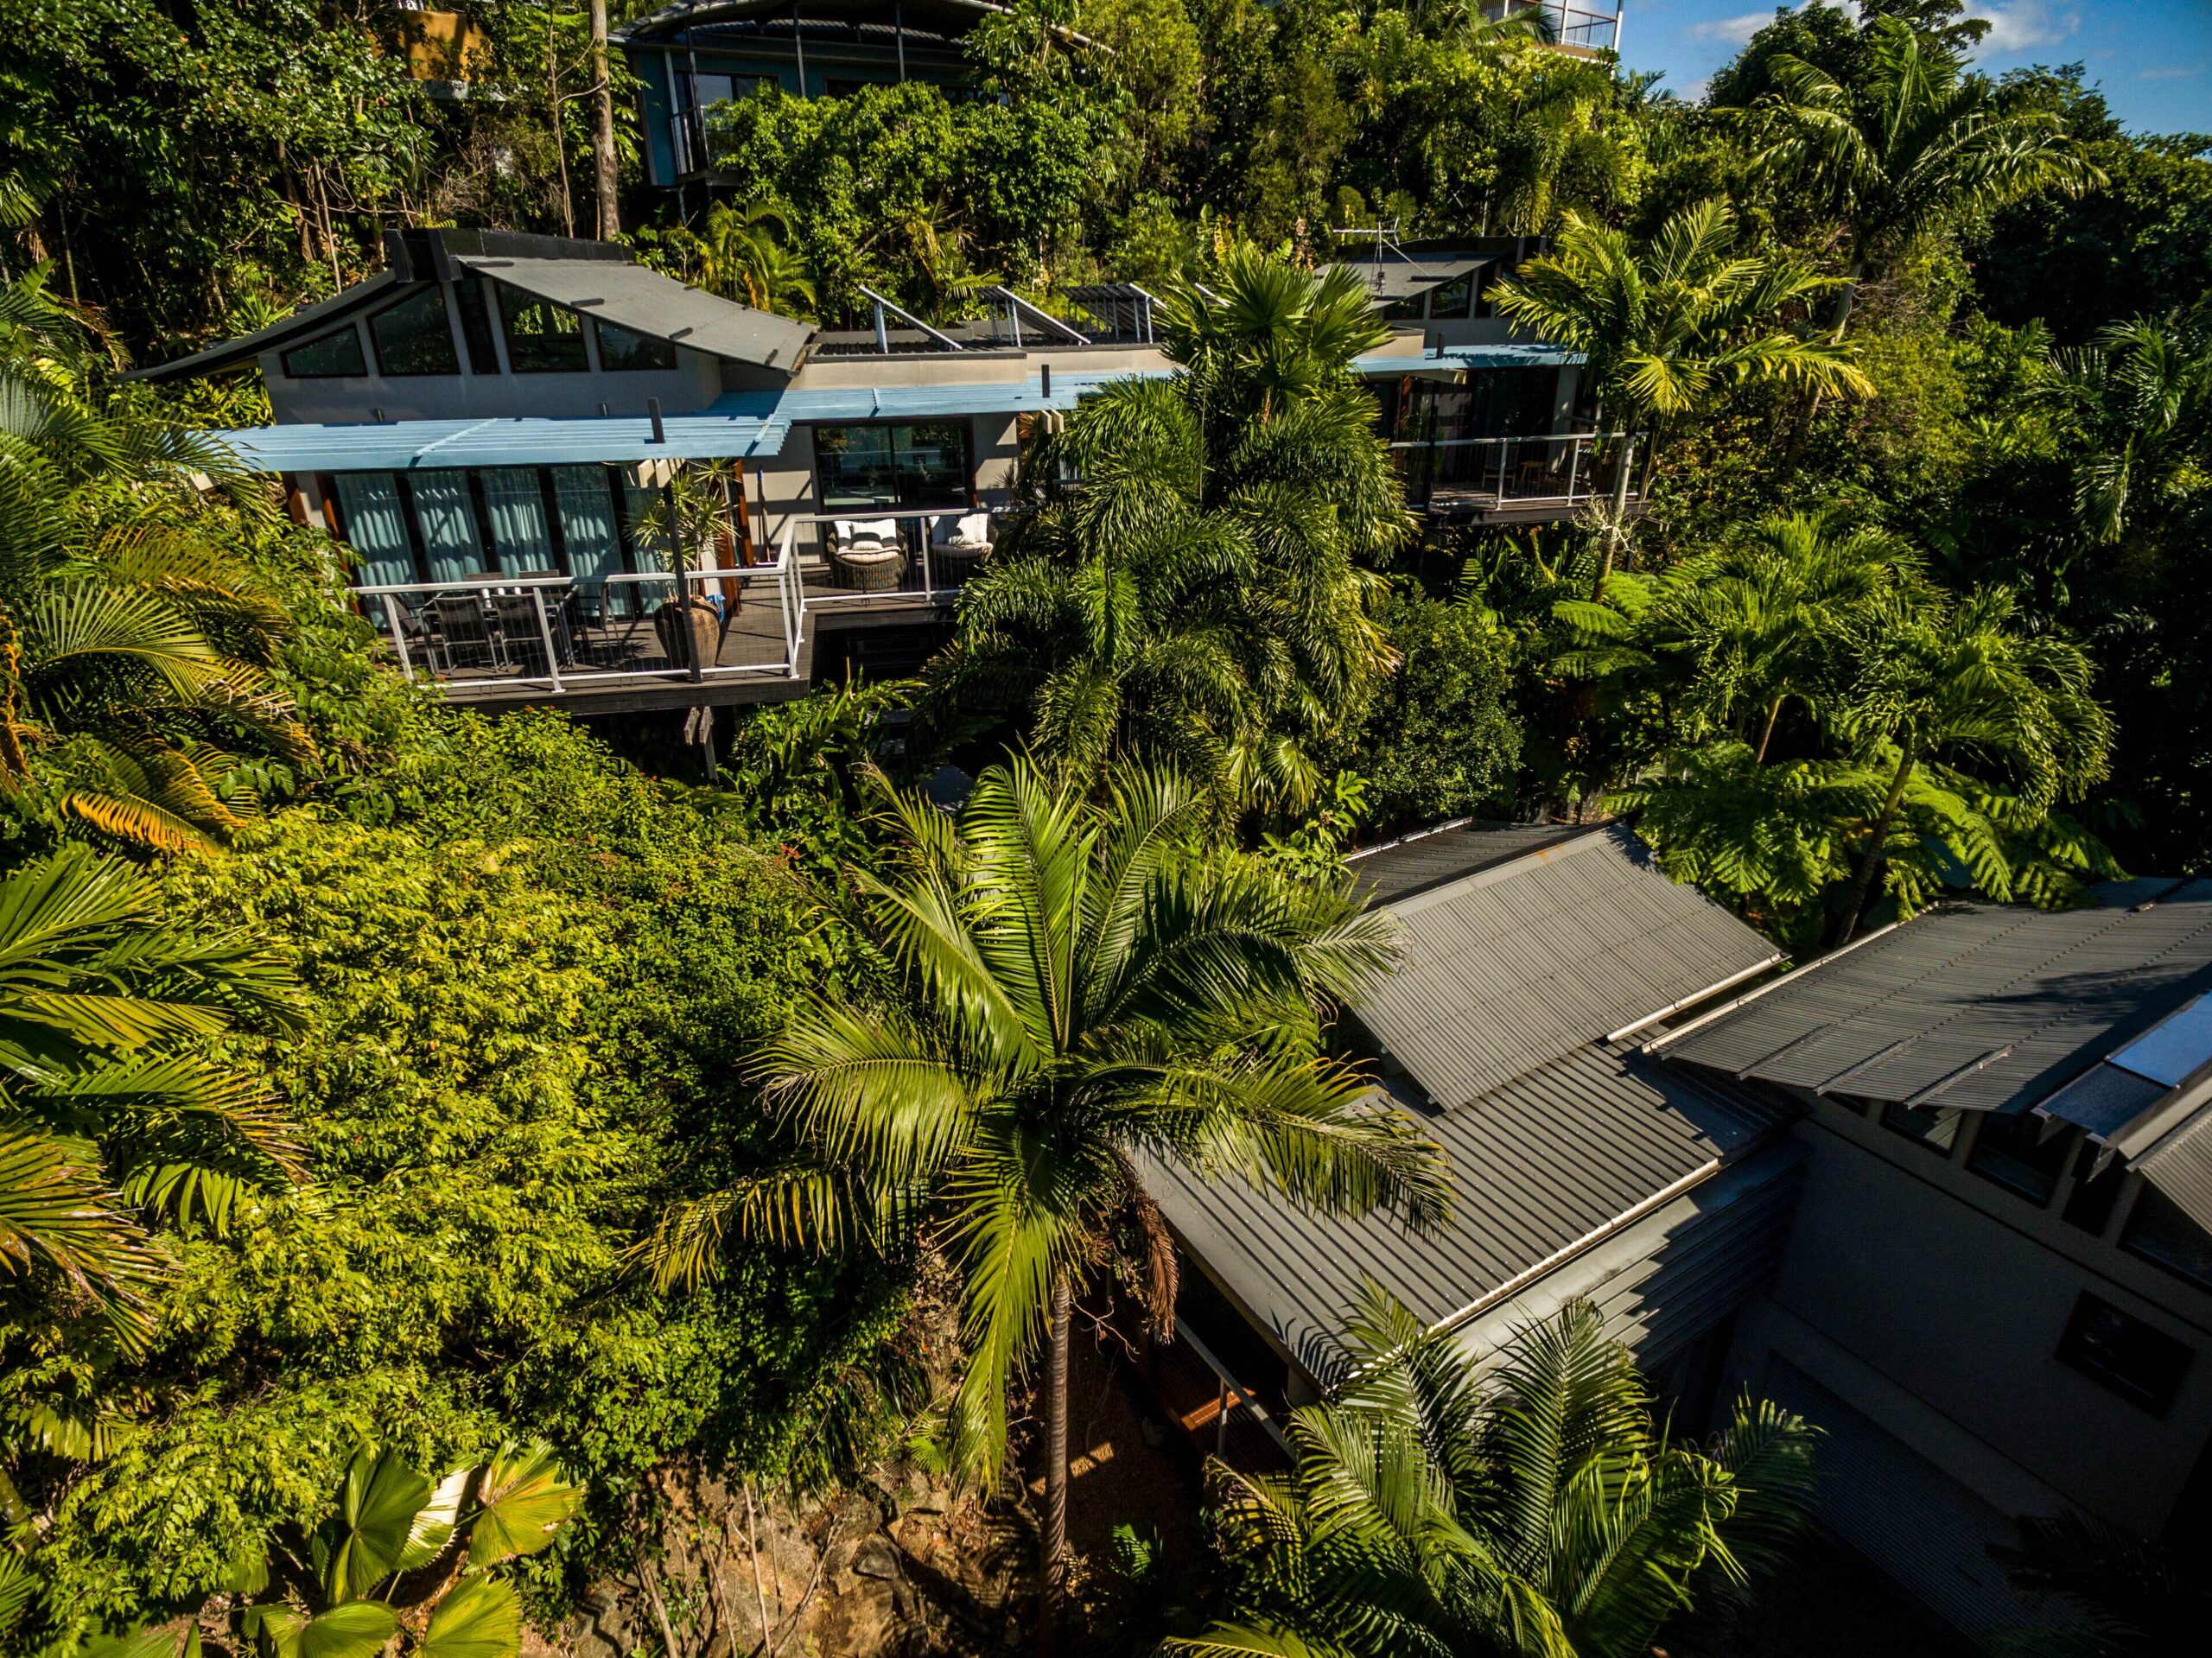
1141, 821, 1795, 1454
1147, 826, 2212, 1646
136, 227, 1624, 714
620, 0, 1626, 187
1650, 884, 2212, 1642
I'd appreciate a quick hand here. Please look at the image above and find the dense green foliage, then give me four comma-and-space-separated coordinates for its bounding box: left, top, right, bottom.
1172, 1289, 1818, 1658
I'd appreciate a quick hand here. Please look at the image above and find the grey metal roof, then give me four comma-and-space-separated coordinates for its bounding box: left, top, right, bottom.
1146, 1043, 1786, 1387
125, 272, 400, 383
1330, 254, 1492, 303
2134, 1081, 2212, 1233
1349, 820, 1588, 905
1656, 881, 2212, 1117
460, 255, 813, 370
1357, 825, 1782, 1109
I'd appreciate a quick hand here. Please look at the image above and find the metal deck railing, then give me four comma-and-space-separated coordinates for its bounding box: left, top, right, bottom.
1389, 429, 1640, 511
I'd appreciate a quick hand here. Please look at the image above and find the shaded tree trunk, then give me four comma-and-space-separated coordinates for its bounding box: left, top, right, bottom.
590, 0, 620, 239
1593, 426, 1637, 596
1039, 1270, 1071, 1658
1755, 692, 1786, 764
1833, 746, 1914, 950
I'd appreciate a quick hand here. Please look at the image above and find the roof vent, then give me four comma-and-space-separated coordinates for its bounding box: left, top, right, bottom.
2110, 993, 2212, 1087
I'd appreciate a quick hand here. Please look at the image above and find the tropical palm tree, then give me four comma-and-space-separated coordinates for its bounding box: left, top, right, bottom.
1754, 17, 2104, 339
1491, 200, 1873, 589
696, 198, 817, 318
1170, 1287, 1819, 1658
1992, 1509, 2206, 1658
2039, 309, 2212, 546
1553, 508, 1910, 759
1, 268, 315, 850
1830, 585, 2114, 944
0, 845, 297, 1344
639, 759, 1450, 1649
918, 247, 1409, 809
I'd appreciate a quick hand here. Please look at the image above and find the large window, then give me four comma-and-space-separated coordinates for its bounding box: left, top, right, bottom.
369, 288, 460, 377
498, 287, 589, 372
2122, 1185, 2212, 1293
408, 470, 486, 582
1880, 1101, 1961, 1157
327, 466, 664, 589
454, 279, 502, 374
551, 467, 624, 581
2056, 1292, 2192, 1415
283, 326, 366, 379
1967, 1112, 2072, 1203
813, 422, 972, 510
329, 473, 415, 588
595, 320, 677, 372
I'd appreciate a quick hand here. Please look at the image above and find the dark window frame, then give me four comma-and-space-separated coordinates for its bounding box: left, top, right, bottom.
1966, 1113, 2073, 1204
281, 324, 368, 379
2120, 1184, 2212, 1294
594, 318, 678, 372
368, 287, 462, 378
496, 283, 592, 374
810, 420, 975, 511
454, 278, 503, 374
2056, 1291, 2192, 1416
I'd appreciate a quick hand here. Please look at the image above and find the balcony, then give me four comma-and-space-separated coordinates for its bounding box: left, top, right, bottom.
1391, 429, 1643, 521
813, 283, 1163, 358
351, 508, 999, 711
1481, 0, 1623, 54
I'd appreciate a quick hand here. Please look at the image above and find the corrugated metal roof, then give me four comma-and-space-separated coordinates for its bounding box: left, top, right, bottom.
757, 376, 1094, 422
459, 254, 814, 369
1349, 820, 1589, 905
1657, 882, 2212, 1115
214, 410, 791, 472
2135, 1087, 2212, 1233
1358, 825, 1781, 1109
1146, 1042, 1788, 1388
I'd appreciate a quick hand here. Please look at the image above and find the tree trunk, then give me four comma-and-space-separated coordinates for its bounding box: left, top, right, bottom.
1592, 426, 1637, 596
1755, 692, 1786, 764
1786, 263, 1862, 473
590, 0, 620, 239
1038, 1270, 1071, 1658
550, 14, 575, 238
1833, 747, 1914, 950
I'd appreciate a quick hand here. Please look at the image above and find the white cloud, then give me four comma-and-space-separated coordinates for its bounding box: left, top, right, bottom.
1964, 0, 2081, 54
2138, 63, 2203, 82
1686, 10, 1776, 45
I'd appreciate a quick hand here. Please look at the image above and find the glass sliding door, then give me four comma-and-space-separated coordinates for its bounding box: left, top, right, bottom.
480, 468, 556, 575
552, 466, 628, 618
812, 422, 973, 509
408, 470, 485, 583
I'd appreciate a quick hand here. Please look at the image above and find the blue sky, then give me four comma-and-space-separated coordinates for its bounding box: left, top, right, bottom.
1620, 0, 2212, 132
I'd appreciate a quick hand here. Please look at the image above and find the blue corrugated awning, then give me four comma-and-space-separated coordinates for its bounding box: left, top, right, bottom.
1357, 344, 1580, 375
217, 408, 791, 473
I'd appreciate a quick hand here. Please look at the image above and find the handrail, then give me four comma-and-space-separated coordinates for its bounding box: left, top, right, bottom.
858, 284, 965, 353
350, 557, 793, 598
1387, 430, 1630, 450
1174, 1317, 1291, 1455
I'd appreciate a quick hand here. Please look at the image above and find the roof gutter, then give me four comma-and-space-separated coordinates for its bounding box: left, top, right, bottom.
1605, 953, 1783, 1045
1643, 919, 1903, 1055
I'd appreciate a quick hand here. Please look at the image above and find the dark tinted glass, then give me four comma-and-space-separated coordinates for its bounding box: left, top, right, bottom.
1881, 1101, 1961, 1156
2063, 1140, 2126, 1235
595, 320, 677, 372
813, 422, 971, 509
1427, 270, 1477, 319
2122, 1185, 2212, 1293
499, 287, 588, 372
2056, 1292, 2192, 1414
1967, 1113, 2071, 1203
369, 288, 460, 376
282, 326, 366, 378
454, 279, 501, 373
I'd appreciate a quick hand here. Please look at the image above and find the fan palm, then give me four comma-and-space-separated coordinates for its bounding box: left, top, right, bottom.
1830, 586, 2114, 944
0, 845, 297, 1343
1754, 17, 2103, 339
1171, 1287, 1819, 1658
639, 758, 1450, 1646
1492, 200, 1873, 589
1, 269, 315, 850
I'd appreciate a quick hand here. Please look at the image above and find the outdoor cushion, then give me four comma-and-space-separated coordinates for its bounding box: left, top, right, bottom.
837, 545, 903, 568
955, 511, 990, 543
845, 517, 898, 546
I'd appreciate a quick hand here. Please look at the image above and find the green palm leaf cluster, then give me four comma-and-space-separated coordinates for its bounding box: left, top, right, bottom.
0, 845, 297, 1345
1492, 200, 1872, 588
919, 245, 1410, 810
1753, 17, 2106, 336
55, 1439, 584, 1658
640, 756, 1448, 1615
0, 267, 315, 851
2037, 310, 2212, 547
1172, 1288, 1818, 1658
1557, 510, 2118, 943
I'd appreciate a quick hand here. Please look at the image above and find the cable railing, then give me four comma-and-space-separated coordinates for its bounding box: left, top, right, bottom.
1389, 429, 1638, 511
352, 546, 807, 697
